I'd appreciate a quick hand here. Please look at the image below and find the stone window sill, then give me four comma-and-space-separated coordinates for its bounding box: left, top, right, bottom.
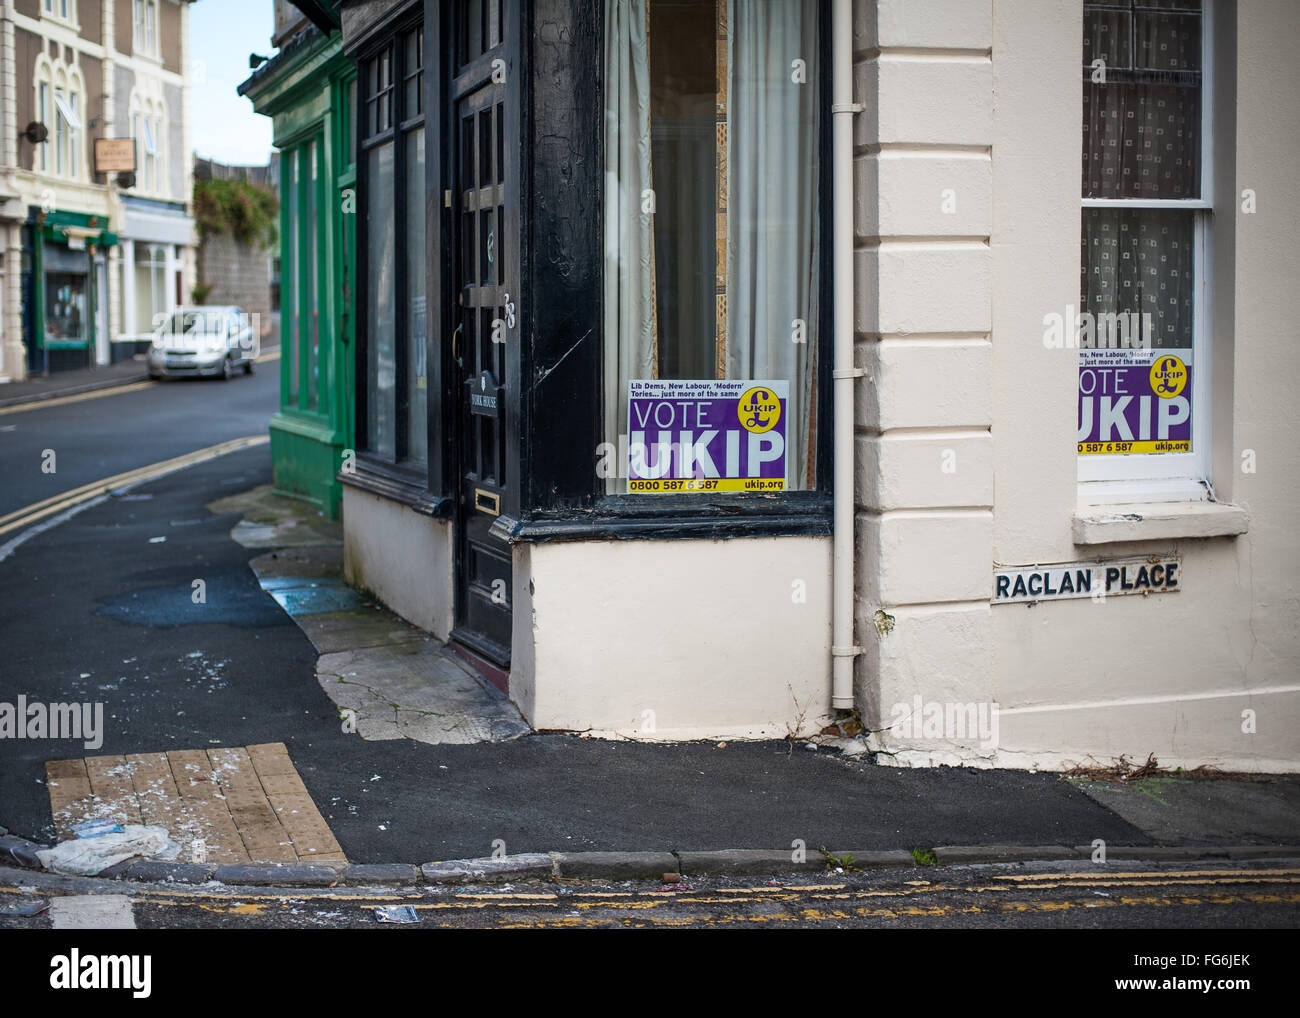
1072, 502, 1249, 545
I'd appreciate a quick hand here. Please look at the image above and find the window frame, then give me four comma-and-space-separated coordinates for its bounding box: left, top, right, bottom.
586, 0, 835, 529
281, 137, 325, 416
134, 0, 160, 59
37, 81, 50, 173
353, 11, 429, 488
129, 92, 166, 197
42, 0, 79, 30
452, 0, 835, 543
1078, 0, 1215, 505
35, 58, 86, 182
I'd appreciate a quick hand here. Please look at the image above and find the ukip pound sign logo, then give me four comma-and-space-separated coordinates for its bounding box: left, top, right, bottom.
738, 386, 781, 434
1149, 355, 1188, 398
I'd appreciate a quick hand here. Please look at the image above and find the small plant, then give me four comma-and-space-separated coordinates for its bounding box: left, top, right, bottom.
911, 847, 937, 867
820, 846, 858, 872
191, 281, 215, 305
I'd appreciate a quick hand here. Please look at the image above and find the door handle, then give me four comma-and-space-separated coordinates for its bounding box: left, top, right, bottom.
451, 322, 463, 368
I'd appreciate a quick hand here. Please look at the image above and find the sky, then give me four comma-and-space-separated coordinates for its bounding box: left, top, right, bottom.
188, 0, 276, 166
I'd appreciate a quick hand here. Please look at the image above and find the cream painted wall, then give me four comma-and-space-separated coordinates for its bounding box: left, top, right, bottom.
851, 0, 997, 757
970, 0, 1300, 772
341, 486, 454, 639
512, 536, 833, 741
853, 0, 1299, 771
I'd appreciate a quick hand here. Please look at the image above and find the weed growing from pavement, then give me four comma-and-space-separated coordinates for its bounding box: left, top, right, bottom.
911, 847, 937, 867
820, 847, 858, 872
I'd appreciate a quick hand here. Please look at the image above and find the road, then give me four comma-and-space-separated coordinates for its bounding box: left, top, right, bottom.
0, 364, 279, 520
2, 859, 1296, 930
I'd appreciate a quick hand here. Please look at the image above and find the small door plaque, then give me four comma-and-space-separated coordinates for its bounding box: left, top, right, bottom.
466, 369, 503, 418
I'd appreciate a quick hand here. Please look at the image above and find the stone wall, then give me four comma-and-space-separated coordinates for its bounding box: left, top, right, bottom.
195, 231, 271, 328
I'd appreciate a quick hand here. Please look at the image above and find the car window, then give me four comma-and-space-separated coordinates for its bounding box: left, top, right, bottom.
167, 311, 225, 336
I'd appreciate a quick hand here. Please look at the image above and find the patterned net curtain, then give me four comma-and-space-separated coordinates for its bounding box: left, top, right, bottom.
1081, 1, 1201, 349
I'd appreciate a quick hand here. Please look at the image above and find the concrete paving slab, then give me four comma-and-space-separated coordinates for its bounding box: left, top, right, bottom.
317, 640, 530, 745
1070, 776, 1300, 845
207, 484, 341, 549
290, 609, 428, 654
48, 893, 136, 929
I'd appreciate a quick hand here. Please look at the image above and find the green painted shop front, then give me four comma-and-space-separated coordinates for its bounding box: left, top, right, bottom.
22, 210, 117, 375
242, 27, 356, 519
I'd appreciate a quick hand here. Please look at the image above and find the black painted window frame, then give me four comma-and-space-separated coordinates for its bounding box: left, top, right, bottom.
352, 6, 430, 499
510, 0, 834, 542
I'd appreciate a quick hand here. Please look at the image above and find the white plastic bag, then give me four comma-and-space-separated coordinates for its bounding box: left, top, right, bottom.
37, 825, 181, 876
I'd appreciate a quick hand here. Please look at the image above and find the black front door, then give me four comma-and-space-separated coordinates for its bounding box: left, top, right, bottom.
449, 5, 512, 666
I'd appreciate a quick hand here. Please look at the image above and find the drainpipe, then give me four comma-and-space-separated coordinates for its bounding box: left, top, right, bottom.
830, 0, 861, 711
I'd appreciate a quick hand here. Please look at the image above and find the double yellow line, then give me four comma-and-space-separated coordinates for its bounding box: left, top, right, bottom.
0, 434, 270, 539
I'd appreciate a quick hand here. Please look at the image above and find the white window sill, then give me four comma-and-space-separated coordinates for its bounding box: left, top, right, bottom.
1072, 501, 1249, 545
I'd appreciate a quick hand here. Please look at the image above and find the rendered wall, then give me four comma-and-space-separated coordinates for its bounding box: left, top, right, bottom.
512, 536, 833, 742
852, 0, 997, 763
858, 0, 1300, 772
342, 485, 454, 639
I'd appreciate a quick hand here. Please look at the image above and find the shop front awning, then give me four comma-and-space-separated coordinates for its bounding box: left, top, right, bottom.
120, 198, 196, 246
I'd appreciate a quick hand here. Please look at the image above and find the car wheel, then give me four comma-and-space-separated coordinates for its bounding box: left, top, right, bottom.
221, 356, 234, 380
244, 357, 255, 375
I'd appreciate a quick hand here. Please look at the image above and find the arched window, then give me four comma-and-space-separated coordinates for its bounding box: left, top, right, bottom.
129, 90, 167, 197
34, 57, 52, 174
33, 55, 85, 180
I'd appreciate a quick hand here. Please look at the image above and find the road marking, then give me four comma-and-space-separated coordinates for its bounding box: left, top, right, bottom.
256, 349, 280, 364
994, 867, 1300, 881
0, 380, 156, 416
0, 434, 270, 540
0, 495, 109, 564
72, 868, 1300, 929
48, 894, 137, 929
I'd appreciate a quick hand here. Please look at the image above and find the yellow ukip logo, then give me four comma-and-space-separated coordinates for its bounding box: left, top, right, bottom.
738, 387, 781, 434
1149, 354, 1188, 399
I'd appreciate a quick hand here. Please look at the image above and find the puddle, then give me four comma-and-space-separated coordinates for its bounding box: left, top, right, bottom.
96, 577, 288, 628
267, 583, 369, 616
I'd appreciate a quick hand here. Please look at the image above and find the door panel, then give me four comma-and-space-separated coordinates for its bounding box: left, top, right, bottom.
450, 29, 512, 665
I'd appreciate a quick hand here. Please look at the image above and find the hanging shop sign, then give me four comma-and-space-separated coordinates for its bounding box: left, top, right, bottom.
1078, 348, 1192, 455
627, 379, 788, 493
94, 138, 136, 174
993, 556, 1182, 604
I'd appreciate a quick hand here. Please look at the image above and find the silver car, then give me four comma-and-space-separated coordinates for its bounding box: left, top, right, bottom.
147, 306, 260, 380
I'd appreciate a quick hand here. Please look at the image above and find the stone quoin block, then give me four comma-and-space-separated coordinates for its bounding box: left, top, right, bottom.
856, 340, 993, 432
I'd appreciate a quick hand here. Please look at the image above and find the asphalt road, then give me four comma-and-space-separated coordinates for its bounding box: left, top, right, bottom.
3, 859, 1296, 930
0, 363, 277, 519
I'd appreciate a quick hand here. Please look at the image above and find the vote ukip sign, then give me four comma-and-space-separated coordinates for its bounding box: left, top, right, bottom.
1078, 347, 1193, 455
626, 379, 788, 493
